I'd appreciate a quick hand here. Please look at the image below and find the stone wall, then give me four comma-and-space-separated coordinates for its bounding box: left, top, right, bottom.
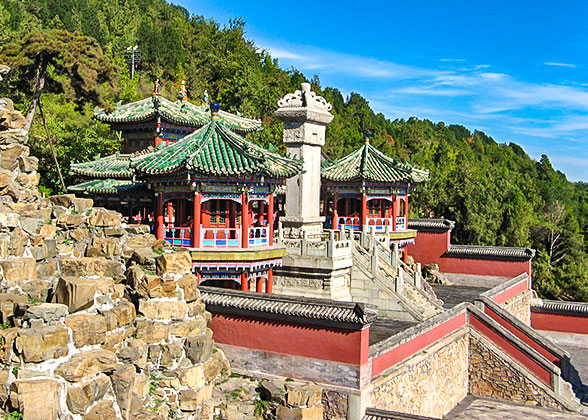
468, 331, 563, 409
370, 330, 469, 418
502, 289, 532, 325
0, 79, 232, 419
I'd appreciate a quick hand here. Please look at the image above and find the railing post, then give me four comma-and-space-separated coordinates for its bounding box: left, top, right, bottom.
371, 245, 379, 274
327, 230, 335, 257
278, 221, 283, 243
396, 266, 404, 294
301, 230, 309, 256
414, 262, 422, 289
392, 242, 399, 268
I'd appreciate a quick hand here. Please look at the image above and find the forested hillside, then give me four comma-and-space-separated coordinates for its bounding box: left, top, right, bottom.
0, 0, 586, 300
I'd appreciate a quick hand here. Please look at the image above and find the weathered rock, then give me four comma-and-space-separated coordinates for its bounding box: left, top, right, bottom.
179, 274, 200, 302
36, 261, 57, 278
1, 144, 27, 171
204, 350, 230, 383
148, 343, 184, 369
156, 251, 192, 275
117, 339, 148, 369
49, 194, 76, 208
71, 197, 93, 213
111, 364, 149, 418
0, 327, 18, 363
18, 155, 38, 172
20, 217, 39, 235
84, 400, 116, 420
9, 378, 61, 420
170, 317, 207, 337
102, 323, 134, 352
86, 236, 122, 258
126, 234, 156, 249
184, 328, 214, 364
132, 271, 176, 299
422, 263, 450, 285
285, 383, 323, 407
139, 299, 186, 320
60, 256, 110, 277
20, 279, 52, 302
277, 406, 323, 420
65, 313, 108, 347
0, 211, 19, 228
54, 277, 97, 312
101, 299, 136, 329
0, 257, 35, 286
125, 224, 150, 235
135, 319, 169, 343
8, 231, 28, 256
87, 208, 121, 227
15, 325, 69, 362
66, 375, 110, 414
179, 385, 212, 411
56, 349, 117, 382
57, 213, 84, 228
70, 227, 91, 242
188, 300, 207, 318
24, 303, 68, 323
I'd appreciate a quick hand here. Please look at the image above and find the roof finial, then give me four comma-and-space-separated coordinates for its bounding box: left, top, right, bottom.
152, 79, 160, 97
179, 80, 188, 101
364, 131, 372, 144
211, 103, 220, 121
203, 89, 209, 105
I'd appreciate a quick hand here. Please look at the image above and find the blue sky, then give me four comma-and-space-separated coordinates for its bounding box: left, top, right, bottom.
181, 0, 588, 181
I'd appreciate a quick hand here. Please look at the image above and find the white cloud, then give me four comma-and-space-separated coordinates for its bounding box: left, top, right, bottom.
544, 62, 577, 68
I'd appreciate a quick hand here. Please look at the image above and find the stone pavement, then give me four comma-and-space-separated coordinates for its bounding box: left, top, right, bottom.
445, 396, 588, 419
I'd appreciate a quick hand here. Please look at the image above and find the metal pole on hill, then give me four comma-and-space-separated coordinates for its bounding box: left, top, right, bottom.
38, 97, 66, 193
126, 45, 140, 80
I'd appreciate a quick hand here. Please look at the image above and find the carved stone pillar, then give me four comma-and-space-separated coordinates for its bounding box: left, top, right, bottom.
275, 83, 334, 237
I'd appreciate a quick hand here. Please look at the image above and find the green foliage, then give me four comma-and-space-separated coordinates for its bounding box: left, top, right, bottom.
1, 411, 23, 420
0, 0, 586, 300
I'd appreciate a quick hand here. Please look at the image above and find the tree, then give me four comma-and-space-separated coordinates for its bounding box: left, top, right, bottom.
0, 29, 115, 130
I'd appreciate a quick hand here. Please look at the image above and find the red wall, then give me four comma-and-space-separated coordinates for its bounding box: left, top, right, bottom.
209, 313, 369, 366
371, 312, 466, 377
483, 305, 560, 365
491, 278, 528, 305
406, 230, 532, 278
531, 312, 588, 335
470, 314, 552, 385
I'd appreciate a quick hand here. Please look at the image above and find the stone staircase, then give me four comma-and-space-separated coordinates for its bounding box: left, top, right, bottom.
349, 231, 443, 321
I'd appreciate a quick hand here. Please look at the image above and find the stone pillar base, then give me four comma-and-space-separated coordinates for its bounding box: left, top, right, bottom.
280, 216, 325, 239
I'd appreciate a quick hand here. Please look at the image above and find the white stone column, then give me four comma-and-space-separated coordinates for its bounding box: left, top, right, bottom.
275, 83, 334, 236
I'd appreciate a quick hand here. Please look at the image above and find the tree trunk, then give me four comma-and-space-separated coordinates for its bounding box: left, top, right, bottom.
23, 55, 48, 132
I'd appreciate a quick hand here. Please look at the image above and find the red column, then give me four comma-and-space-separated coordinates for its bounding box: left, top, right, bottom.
196, 272, 201, 286
404, 194, 409, 227
268, 194, 274, 245
392, 194, 397, 231
332, 193, 339, 230
156, 193, 164, 240
266, 269, 273, 294
241, 193, 249, 248
192, 193, 201, 248
259, 200, 265, 226
240, 272, 249, 291
167, 200, 174, 226
256, 275, 263, 293
154, 137, 162, 147
361, 193, 368, 230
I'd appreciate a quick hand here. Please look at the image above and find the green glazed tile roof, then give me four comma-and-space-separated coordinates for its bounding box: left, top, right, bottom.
94, 96, 261, 133
321, 141, 429, 183
70, 152, 136, 179
68, 178, 145, 195
131, 120, 302, 179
